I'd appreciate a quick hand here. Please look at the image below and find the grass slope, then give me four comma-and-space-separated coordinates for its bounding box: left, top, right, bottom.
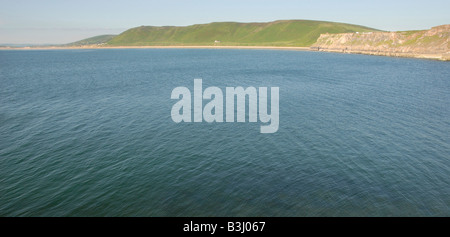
66, 35, 116, 46
107, 20, 378, 47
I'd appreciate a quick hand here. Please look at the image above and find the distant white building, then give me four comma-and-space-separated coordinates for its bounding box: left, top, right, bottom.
214, 40, 221, 43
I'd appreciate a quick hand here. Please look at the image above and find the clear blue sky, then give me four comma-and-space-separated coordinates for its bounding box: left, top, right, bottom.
1, 0, 449, 44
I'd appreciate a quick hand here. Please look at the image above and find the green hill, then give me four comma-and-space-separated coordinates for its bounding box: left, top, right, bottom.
106, 20, 378, 47
66, 35, 116, 46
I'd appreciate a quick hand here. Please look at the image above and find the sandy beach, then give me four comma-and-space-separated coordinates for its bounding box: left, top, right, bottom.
1, 45, 447, 61
0, 45, 312, 51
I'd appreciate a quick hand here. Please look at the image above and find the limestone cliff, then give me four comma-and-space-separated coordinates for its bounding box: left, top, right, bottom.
311, 25, 450, 61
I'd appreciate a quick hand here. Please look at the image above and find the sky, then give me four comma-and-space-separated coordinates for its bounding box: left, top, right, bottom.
0, 0, 449, 44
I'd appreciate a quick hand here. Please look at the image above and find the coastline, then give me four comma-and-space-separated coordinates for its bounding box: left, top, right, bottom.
311, 48, 450, 61
0, 45, 448, 61
0, 45, 311, 51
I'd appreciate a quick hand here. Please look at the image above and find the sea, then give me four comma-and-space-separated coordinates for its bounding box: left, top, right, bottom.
0, 49, 449, 216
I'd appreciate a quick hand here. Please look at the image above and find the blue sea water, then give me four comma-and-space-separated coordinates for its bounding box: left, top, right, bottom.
0, 49, 449, 216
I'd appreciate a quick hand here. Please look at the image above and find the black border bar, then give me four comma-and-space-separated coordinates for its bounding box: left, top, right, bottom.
1, 217, 447, 235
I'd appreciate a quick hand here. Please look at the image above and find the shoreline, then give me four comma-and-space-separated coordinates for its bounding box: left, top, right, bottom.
0, 45, 448, 61
313, 48, 450, 61
0, 45, 312, 51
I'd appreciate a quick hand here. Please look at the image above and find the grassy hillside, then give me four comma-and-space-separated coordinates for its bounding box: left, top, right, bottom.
107, 20, 378, 47
66, 35, 116, 46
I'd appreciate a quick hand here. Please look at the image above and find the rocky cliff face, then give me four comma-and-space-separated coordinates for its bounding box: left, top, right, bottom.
311, 25, 450, 60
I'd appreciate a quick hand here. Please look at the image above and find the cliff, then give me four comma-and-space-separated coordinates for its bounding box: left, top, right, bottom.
311, 25, 450, 61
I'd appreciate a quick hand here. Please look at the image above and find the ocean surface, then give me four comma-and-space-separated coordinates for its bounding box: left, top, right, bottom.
0, 49, 449, 216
